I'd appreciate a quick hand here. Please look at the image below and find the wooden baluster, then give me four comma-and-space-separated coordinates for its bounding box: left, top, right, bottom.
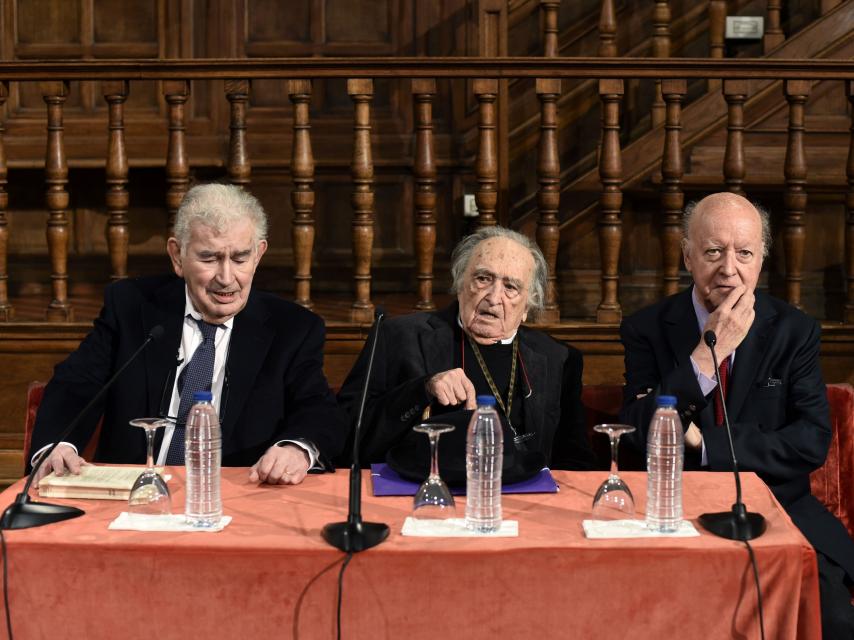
764, 1, 784, 52
598, 0, 617, 57
0, 82, 11, 320
474, 79, 498, 229
535, 78, 561, 323
288, 80, 315, 310
103, 81, 129, 281
412, 79, 437, 312
783, 80, 811, 310
708, 1, 726, 59
42, 82, 73, 321
597, 79, 624, 323
651, 1, 671, 128
348, 79, 375, 323
845, 81, 854, 323
723, 79, 749, 197
226, 80, 251, 187
164, 80, 190, 228
660, 79, 686, 298
540, 0, 560, 57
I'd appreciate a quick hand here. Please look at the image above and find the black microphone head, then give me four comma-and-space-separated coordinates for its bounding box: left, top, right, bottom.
703, 330, 716, 347
148, 325, 165, 341
374, 307, 385, 322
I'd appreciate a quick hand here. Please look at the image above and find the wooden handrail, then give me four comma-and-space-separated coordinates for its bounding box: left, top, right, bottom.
0, 57, 852, 80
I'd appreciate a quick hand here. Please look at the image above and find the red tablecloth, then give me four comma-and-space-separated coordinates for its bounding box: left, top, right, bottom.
0, 469, 820, 639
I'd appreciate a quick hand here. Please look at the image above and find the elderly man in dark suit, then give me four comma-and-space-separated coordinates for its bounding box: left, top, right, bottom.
338, 226, 595, 475
620, 192, 854, 636
31, 183, 347, 486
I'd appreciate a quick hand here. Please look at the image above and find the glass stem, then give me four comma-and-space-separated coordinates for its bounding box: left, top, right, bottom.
145, 428, 156, 471
428, 432, 441, 480
609, 433, 620, 477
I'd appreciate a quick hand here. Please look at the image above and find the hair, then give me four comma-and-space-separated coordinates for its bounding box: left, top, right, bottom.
172, 183, 268, 252
450, 226, 548, 318
681, 194, 772, 259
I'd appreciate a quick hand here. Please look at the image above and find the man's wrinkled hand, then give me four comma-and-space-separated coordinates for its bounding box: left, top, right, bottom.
693, 284, 755, 377
249, 444, 310, 485
426, 368, 477, 410
32, 444, 85, 488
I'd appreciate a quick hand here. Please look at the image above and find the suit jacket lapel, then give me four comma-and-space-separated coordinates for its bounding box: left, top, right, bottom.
221, 293, 274, 446
664, 289, 702, 372
727, 294, 775, 420
421, 306, 456, 375
143, 278, 185, 420
519, 329, 547, 447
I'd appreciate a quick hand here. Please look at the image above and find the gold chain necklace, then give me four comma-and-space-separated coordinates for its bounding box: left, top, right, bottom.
466, 334, 533, 448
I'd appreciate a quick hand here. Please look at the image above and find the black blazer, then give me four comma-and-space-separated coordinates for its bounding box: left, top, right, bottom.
620, 288, 854, 580
31, 275, 348, 469
337, 304, 595, 470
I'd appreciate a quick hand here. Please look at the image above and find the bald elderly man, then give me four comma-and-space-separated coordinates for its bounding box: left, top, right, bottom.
620, 192, 854, 636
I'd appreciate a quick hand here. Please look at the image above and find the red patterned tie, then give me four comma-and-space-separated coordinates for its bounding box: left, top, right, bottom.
714, 356, 730, 426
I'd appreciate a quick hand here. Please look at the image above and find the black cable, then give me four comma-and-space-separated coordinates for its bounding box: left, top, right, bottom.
0, 528, 12, 640
744, 539, 765, 640
336, 551, 354, 640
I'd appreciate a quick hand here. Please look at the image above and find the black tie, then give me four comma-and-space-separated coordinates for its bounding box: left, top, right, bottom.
165, 318, 219, 465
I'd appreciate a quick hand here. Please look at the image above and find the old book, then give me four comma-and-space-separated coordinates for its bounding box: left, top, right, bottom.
37, 465, 156, 501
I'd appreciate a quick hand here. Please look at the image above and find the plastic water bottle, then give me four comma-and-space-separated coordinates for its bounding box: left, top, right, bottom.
184, 390, 222, 527
465, 395, 503, 533
646, 395, 684, 533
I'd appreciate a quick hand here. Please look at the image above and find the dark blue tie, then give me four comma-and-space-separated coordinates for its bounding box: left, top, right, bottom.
165, 318, 219, 465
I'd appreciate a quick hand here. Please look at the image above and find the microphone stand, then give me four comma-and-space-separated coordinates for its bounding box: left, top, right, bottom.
322, 311, 389, 552
697, 330, 766, 541
1, 326, 165, 530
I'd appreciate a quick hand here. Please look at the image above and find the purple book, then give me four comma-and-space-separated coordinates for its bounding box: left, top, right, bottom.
370, 463, 559, 496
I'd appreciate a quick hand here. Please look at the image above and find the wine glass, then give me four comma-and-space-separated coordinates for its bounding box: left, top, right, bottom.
128, 418, 172, 517
411, 423, 456, 520
591, 423, 636, 519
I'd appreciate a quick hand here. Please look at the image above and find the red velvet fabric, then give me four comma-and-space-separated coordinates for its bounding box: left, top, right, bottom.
810, 383, 854, 539
0, 468, 819, 639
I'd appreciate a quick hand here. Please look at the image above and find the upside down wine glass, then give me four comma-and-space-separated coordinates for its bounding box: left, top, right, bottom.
411, 423, 456, 520
128, 418, 172, 516
591, 423, 636, 519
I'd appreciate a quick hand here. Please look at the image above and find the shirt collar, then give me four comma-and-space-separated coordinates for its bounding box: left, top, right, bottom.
457, 314, 516, 344
183, 286, 234, 330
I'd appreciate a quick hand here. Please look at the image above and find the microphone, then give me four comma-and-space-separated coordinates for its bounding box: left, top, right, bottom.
697, 330, 766, 541
1, 324, 166, 530
322, 309, 389, 552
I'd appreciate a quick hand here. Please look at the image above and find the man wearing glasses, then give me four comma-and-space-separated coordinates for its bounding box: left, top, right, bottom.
337, 226, 594, 475
30, 183, 347, 486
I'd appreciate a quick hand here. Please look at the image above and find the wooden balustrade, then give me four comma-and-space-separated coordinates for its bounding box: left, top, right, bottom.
708, 1, 726, 60
412, 78, 437, 312
226, 79, 251, 187
723, 79, 749, 197
598, 0, 617, 57
289, 79, 316, 311
164, 80, 190, 229
0, 57, 847, 328
43, 81, 72, 322
474, 78, 499, 229
651, 0, 671, 128
540, 0, 560, 58
660, 79, 686, 298
783, 79, 811, 310
535, 78, 561, 323
597, 79, 624, 324
765, 1, 785, 52
0, 82, 10, 322
103, 80, 129, 282
348, 78, 376, 324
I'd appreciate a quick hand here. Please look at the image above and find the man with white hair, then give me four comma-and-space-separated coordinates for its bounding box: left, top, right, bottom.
338, 226, 595, 476
31, 183, 347, 486
621, 192, 854, 636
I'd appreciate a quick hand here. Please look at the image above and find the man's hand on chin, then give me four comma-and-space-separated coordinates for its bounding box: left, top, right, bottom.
692, 284, 755, 377
249, 444, 310, 485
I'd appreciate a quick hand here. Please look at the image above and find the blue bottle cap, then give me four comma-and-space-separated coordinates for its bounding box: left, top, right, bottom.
193, 391, 213, 403
476, 395, 497, 406
656, 394, 677, 407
